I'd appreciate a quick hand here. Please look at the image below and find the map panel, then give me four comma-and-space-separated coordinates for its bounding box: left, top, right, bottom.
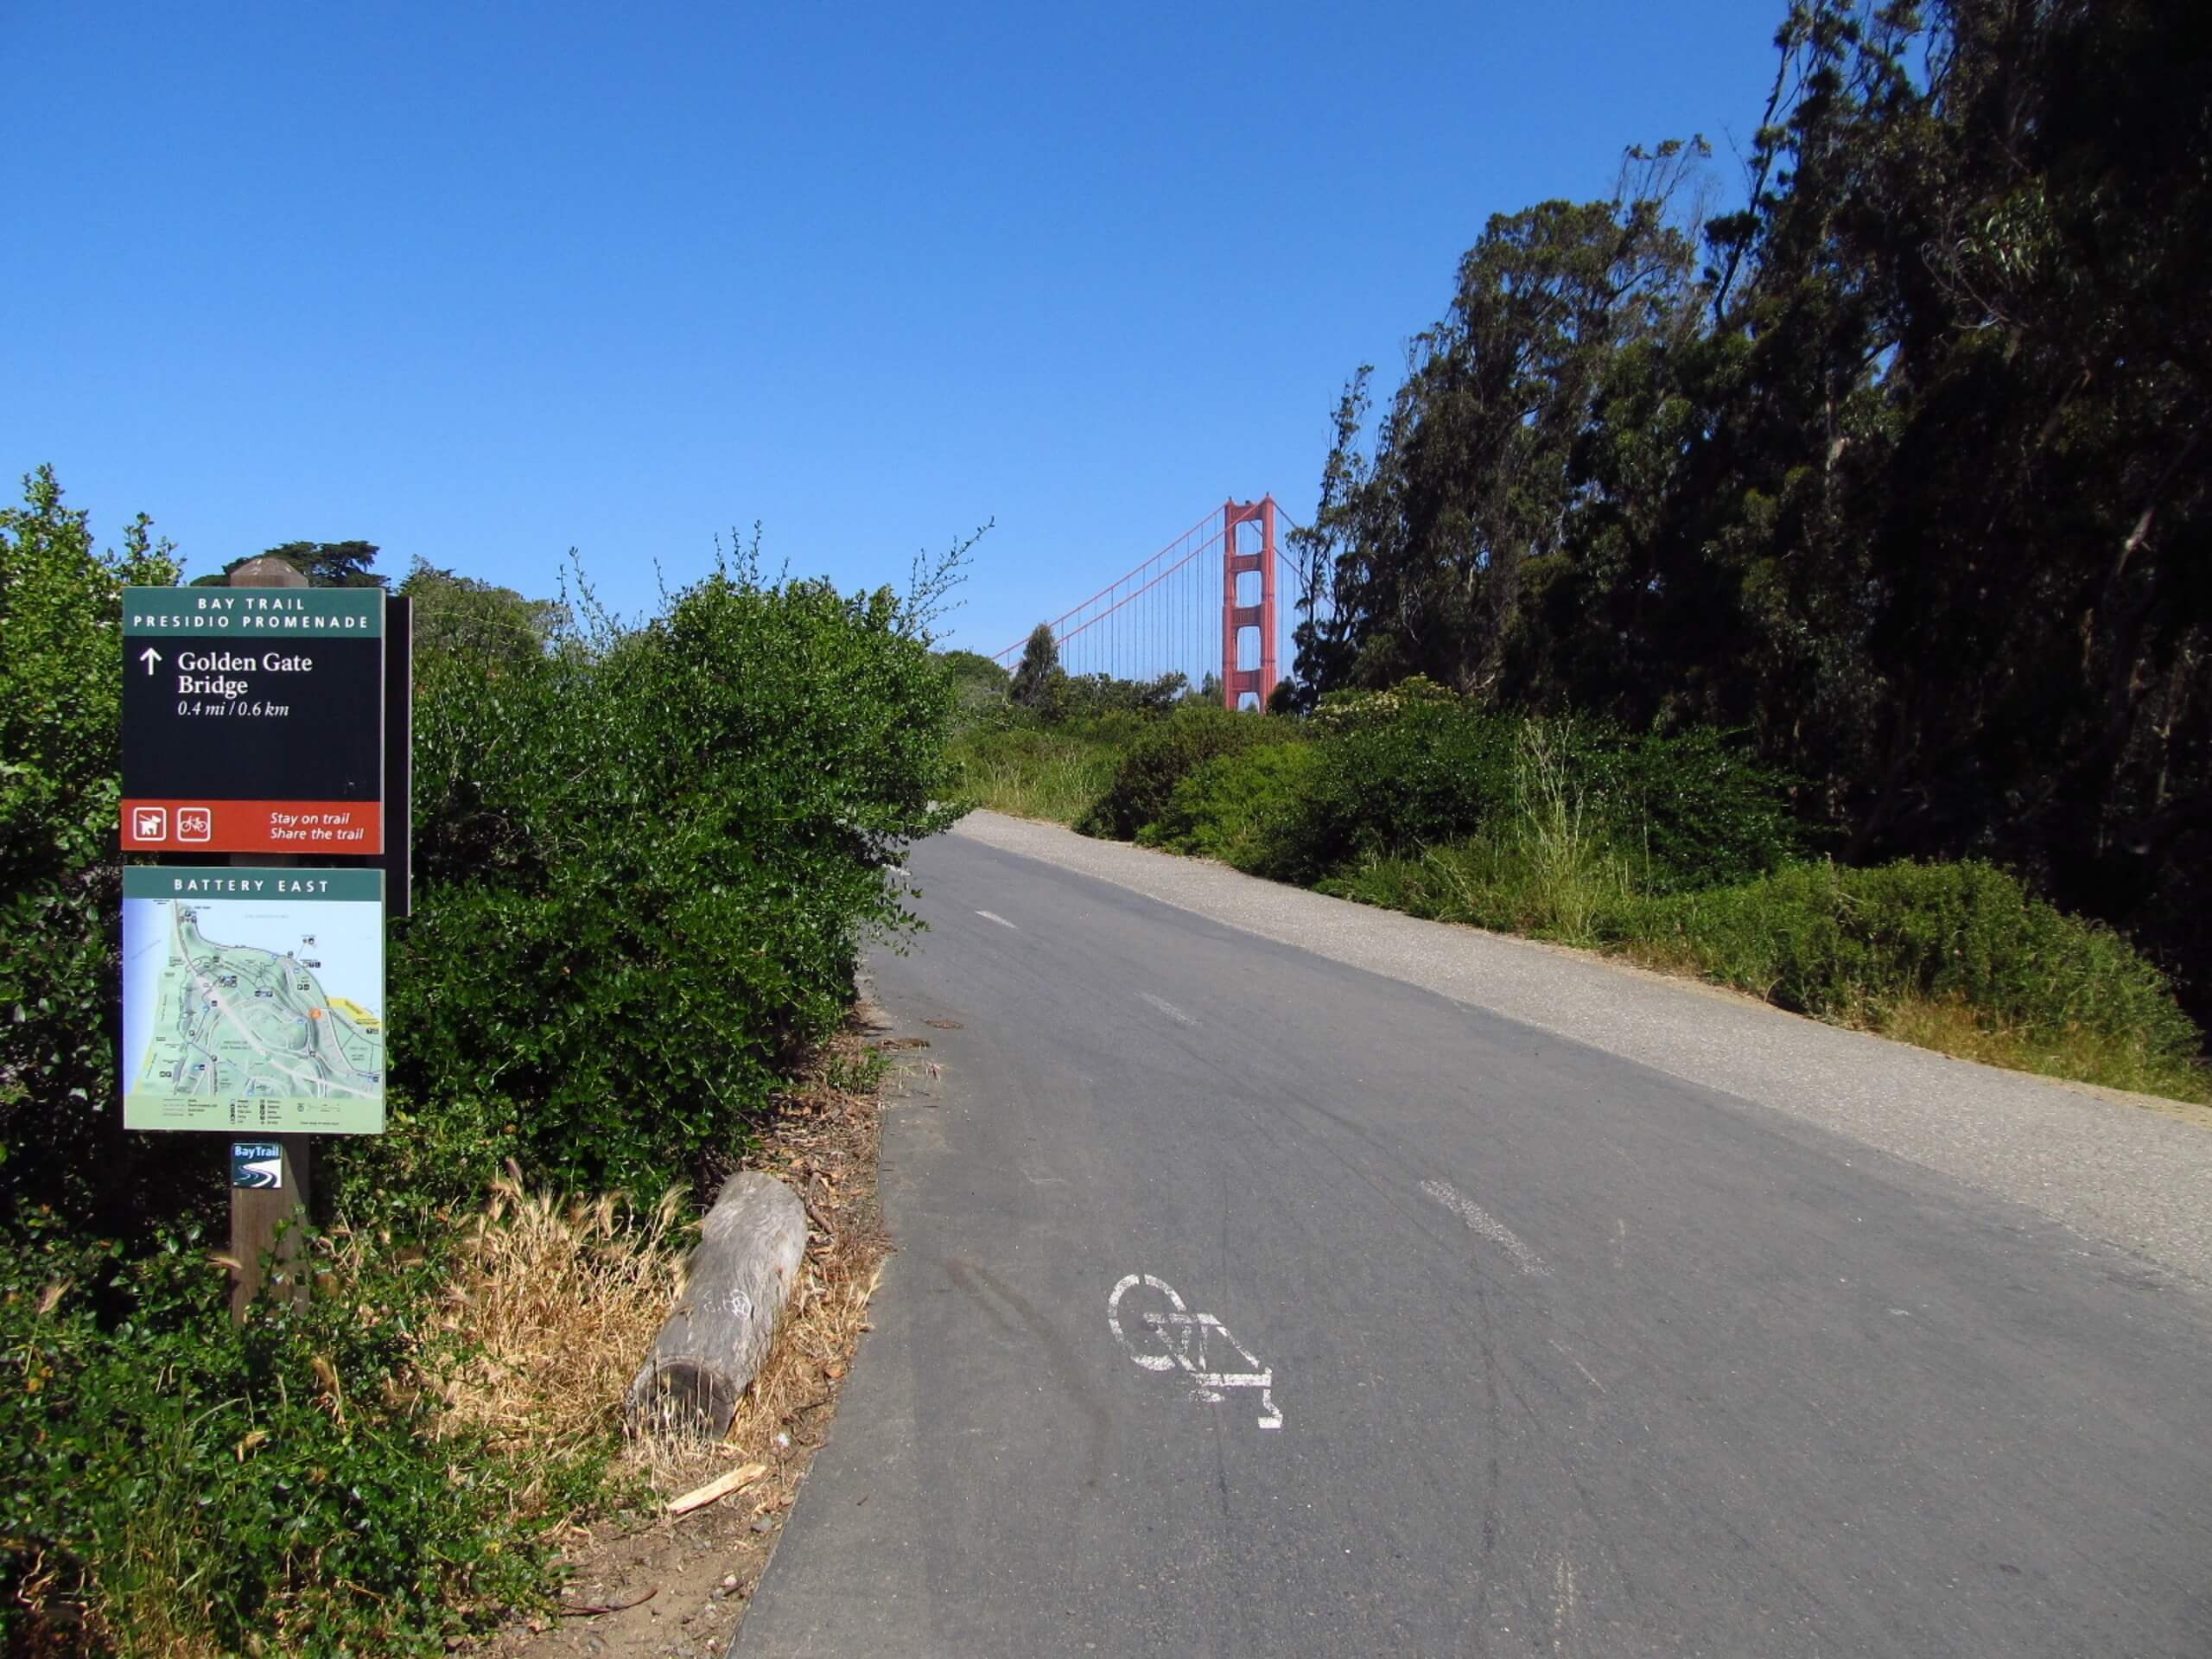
122, 867, 385, 1134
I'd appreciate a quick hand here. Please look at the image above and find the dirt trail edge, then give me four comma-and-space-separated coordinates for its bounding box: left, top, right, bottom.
475, 997, 900, 1659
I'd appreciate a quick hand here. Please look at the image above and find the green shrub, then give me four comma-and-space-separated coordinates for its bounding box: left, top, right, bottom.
1, 475, 967, 1218
1634, 859, 2206, 1095
0, 480, 576, 1650
1279, 701, 1522, 878
0, 1217, 568, 1656
1046, 671, 1188, 723
1281, 698, 1794, 892
1077, 703, 1281, 841
1305, 673, 1462, 734
1140, 742, 1323, 874
937, 647, 1010, 720
0, 468, 186, 1238
1567, 724, 1799, 893
381, 562, 963, 1205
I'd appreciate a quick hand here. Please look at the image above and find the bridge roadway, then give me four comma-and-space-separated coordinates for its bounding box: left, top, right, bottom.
737, 817, 2212, 1657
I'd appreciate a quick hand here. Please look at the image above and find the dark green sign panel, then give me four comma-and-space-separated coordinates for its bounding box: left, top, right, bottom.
121, 588, 385, 855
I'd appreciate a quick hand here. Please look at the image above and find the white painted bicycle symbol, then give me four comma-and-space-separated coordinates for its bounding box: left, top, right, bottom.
1106, 1274, 1283, 1429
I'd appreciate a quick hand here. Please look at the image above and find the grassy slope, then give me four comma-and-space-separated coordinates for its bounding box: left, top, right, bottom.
951, 727, 1124, 824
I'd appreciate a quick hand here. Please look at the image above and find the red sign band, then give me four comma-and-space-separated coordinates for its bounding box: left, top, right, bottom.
120, 799, 385, 855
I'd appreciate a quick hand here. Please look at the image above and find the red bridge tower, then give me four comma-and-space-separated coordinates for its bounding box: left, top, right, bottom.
1221, 496, 1280, 709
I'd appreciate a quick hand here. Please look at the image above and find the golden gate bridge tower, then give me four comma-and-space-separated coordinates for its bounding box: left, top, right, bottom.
991, 495, 1304, 712
1219, 497, 1280, 711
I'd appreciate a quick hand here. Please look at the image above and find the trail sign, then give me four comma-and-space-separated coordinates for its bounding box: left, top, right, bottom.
121, 587, 385, 854
120, 865, 386, 1135
232, 1141, 284, 1189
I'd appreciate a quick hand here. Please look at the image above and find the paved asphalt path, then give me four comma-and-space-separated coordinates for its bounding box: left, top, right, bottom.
738, 831, 2212, 1657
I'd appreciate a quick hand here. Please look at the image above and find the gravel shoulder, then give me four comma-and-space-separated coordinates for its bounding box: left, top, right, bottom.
951, 810, 2212, 1288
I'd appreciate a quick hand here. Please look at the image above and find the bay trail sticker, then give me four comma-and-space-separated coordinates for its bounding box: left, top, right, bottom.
232, 1141, 283, 1189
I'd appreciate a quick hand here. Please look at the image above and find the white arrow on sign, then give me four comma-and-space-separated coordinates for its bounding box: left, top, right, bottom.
139, 645, 163, 675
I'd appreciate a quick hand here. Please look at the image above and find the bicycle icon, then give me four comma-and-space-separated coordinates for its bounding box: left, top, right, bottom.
1106, 1274, 1283, 1429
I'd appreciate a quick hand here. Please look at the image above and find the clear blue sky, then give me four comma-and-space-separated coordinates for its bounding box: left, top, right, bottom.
4, 1, 1785, 660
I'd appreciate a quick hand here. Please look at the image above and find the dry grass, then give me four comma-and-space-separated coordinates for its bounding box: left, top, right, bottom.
426, 1172, 692, 1512
425, 1019, 890, 1502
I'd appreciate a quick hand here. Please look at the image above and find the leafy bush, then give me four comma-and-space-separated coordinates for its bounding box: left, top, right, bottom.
1305, 673, 1462, 734
1047, 671, 1189, 723
1076, 703, 1281, 841
1140, 742, 1323, 874
3, 480, 966, 1221
1632, 859, 2206, 1096
1555, 723, 1800, 893
1281, 701, 1793, 892
937, 647, 1010, 719
0, 1217, 570, 1656
1277, 700, 1522, 879
0, 469, 185, 1237
377, 558, 963, 1205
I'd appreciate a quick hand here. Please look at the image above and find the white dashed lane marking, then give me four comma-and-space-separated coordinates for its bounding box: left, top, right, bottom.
976, 911, 1018, 930
1421, 1179, 1553, 1277
1140, 992, 1196, 1027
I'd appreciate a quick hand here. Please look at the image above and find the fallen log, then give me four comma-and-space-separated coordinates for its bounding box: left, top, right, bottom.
628, 1172, 807, 1437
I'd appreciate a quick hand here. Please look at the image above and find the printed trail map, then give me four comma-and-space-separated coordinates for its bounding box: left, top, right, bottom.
122, 868, 385, 1134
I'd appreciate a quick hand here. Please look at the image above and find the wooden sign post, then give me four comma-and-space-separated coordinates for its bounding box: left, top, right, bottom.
226, 557, 309, 1319
230, 1129, 310, 1318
